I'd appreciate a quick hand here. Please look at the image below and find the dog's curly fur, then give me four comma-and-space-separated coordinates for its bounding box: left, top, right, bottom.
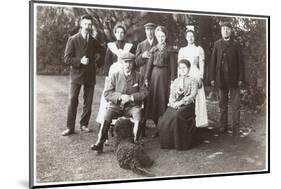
114, 118, 154, 177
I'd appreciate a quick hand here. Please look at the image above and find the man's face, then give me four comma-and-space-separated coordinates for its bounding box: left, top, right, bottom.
122, 60, 133, 74
115, 28, 125, 41
80, 19, 92, 34
221, 26, 232, 39
145, 28, 155, 40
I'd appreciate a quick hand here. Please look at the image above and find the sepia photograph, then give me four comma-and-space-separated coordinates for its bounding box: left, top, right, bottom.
30, 0, 269, 188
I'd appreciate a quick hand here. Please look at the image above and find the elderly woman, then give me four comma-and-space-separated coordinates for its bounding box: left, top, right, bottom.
158, 59, 198, 150
144, 25, 176, 137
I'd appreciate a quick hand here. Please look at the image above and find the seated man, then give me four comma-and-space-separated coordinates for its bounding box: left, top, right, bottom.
91, 52, 148, 153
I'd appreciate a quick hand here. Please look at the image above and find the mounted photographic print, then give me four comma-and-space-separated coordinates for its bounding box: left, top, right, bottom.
29, 0, 269, 188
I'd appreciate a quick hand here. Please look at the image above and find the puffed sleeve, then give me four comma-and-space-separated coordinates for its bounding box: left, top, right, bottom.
177, 47, 185, 61
198, 46, 205, 79
168, 78, 178, 107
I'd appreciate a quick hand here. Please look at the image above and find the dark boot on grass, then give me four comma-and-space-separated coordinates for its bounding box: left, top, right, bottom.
91, 121, 111, 153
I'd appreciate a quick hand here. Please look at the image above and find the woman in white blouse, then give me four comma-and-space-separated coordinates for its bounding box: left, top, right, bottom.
178, 25, 208, 128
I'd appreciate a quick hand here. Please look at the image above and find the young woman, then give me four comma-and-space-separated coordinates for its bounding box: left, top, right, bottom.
178, 26, 208, 128
144, 25, 176, 136
158, 59, 198, 150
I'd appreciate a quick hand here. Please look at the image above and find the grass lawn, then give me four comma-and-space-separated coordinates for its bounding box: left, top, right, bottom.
35, 75, 267, 184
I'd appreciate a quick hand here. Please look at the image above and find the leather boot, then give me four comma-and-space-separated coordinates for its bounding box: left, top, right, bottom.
91, 121, 111, 152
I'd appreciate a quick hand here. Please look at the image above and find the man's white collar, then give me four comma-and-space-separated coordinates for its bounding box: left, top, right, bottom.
147, 38, 154, 45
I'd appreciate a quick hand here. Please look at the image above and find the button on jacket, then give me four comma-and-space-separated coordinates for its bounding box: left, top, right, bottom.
209, 38, 244, 88
104, 70, 148, 109
64, 32, 102, 85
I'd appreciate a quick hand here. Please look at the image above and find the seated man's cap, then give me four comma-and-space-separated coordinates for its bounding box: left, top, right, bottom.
144, 22, 157, 29
219, 21, 232, 28
120, 52, 135, 61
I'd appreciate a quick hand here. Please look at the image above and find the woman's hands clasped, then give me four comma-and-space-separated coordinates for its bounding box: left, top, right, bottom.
170, 101, 183, 110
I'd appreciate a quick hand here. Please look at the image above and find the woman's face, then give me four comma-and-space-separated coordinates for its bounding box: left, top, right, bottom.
156, 30, 166, 45
178, 63, 190, 77
186, 31, 195, 45
115, 27, 125, 41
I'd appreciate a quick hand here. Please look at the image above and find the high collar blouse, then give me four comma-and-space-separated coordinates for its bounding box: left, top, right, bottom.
168, 76, 198, 107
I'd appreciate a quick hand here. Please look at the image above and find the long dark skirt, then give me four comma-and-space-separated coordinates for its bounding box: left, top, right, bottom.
158, 103, 196, 150
145, 67, 169, 122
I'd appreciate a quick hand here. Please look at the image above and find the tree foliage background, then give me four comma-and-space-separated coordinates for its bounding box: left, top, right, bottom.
35, 5, 267, 109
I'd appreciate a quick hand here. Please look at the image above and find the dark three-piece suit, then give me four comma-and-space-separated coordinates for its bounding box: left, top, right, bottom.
64, 32, 101, 131
210, 38, 244, 131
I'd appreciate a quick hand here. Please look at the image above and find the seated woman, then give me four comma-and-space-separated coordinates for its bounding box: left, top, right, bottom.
158, 59, 198, 150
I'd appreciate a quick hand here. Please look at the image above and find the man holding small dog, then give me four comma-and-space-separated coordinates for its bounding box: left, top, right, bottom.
91, 52, 148, 153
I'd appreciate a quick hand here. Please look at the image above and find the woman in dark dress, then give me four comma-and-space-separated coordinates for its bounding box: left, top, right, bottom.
144, 26, 176, 136
158, 59, 198, 150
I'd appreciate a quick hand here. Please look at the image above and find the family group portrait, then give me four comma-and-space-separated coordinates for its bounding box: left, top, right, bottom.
30, 1, 269, 188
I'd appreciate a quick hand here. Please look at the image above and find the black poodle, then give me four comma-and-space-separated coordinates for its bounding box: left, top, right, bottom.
114, 118, 154, 177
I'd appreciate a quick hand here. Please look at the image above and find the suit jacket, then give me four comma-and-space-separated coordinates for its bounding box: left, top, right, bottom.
64, 32, 101, 85
104, 70, 148, 109
209, 38, 244, 88
135, 39, 157, 76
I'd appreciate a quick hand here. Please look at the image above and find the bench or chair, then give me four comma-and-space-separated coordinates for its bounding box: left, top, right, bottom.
107, 102, 145, 139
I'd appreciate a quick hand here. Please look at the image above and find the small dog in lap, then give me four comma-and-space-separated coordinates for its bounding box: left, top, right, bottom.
114, 118, 154, 177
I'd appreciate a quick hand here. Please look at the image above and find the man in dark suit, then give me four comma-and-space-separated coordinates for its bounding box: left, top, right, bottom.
135, 22, 157, 137
135, 22, 157, 76
62, 15, 102, 136
209, 21, 244, 136
91, 52, 148, 152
